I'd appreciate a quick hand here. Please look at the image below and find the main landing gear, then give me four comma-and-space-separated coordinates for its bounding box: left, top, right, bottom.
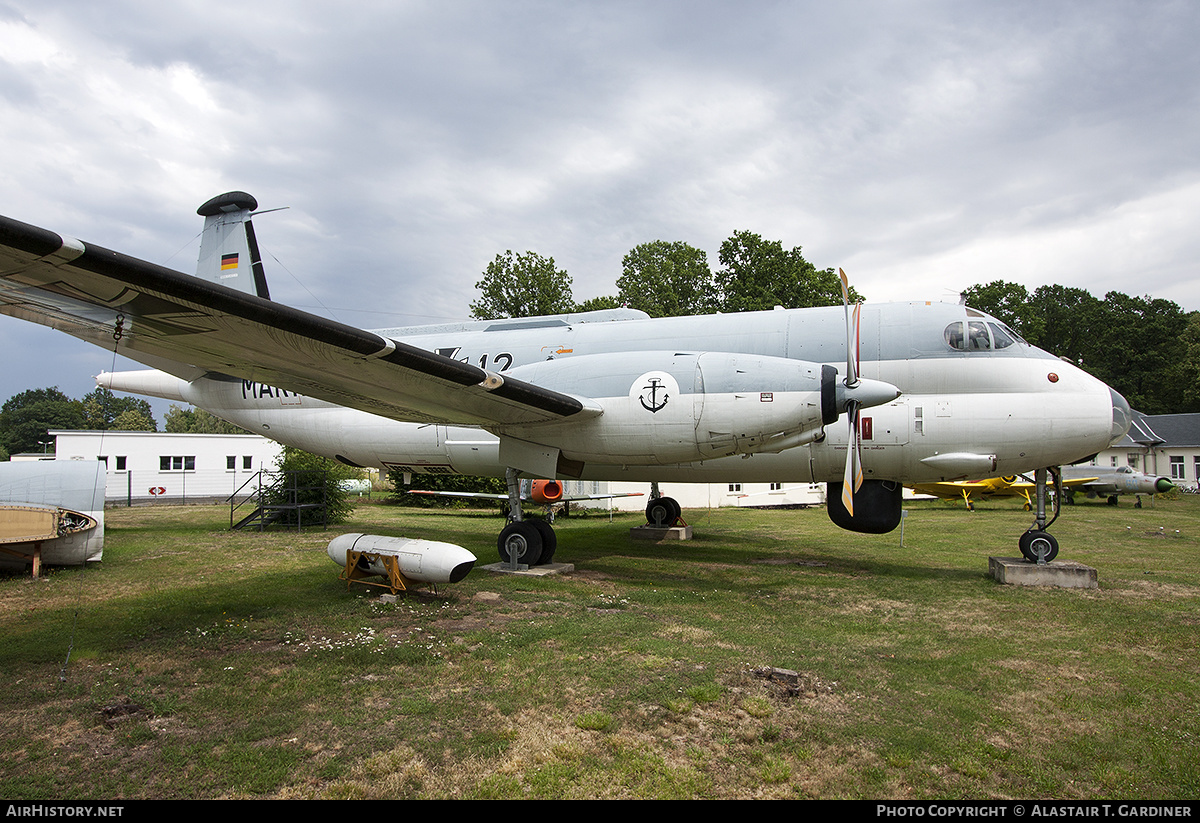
497, 468, 557, 568
1018, 467, 1060, 563
645, 482, 683, 527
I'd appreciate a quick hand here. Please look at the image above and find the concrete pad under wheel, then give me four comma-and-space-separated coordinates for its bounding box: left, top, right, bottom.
630, 525, 693, 540
483, 561, 575, 576
989, 557, 1098, 589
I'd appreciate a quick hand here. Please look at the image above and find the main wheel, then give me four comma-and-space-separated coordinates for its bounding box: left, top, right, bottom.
530, 518, 556, 564
645, 496, 681, 527
498, 521, 543, 566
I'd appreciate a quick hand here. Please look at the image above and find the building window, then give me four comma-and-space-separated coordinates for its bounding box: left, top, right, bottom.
227, 455, 236, 470
1127, 454, 1140, 469
115, 456, 127, 471
160, 455, 196, 472
97, 455, 107, 466
770, 483, 783, 491
243, 456, 253, 470
728, 483, 742, 492
1170, 456, 1185, 480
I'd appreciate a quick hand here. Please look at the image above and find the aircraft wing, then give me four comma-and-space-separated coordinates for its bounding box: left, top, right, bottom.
0, 215, 594, 428
406, 490, 645, 501
908, 481, 995, 498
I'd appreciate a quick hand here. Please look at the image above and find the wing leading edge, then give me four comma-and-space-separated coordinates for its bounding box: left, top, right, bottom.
0, 213, 593, 427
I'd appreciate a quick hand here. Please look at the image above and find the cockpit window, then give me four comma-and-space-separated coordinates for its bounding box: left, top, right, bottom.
944, 322, 965, 350
967, 321, 991, 350
988, 322, 1015, 349
945, 320, 1023, 352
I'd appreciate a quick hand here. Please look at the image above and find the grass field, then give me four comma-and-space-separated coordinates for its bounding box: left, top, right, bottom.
1, 493, 1197, 799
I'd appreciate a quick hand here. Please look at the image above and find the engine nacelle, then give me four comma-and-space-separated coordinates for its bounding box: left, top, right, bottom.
826, 480, 904, 534
327, 533, 476, 584
496, 352, 854, 465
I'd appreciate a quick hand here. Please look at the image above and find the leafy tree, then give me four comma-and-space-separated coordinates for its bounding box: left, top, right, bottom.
111, 408, 157, 431
617, 240, 716, 317
1178, 312, 1200, 413
164, 404, 246, 434
388, 469, 506, 509
715, 231, 858, 312
574, 295, 622, 312
0, 387, 84, 456
81, 387, 157, 431
264, 446, 362, 526
962, 281, 1037, 340
1090, 292, 1191, 414
470, 250, 575, 319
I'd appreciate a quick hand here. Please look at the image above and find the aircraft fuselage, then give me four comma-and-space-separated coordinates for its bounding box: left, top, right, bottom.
104, 301, 1126, 488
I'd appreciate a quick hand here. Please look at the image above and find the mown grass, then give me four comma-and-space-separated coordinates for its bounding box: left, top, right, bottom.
0, 494, 1197, 799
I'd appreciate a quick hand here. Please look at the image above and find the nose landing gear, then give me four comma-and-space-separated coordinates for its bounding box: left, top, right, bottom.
1019, 467, 1061, 563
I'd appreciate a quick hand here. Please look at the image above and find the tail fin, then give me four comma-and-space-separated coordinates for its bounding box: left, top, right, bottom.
195, 191, 270, 299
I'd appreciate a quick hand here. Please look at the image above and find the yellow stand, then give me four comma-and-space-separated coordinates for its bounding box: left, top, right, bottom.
338, 549, 418, 595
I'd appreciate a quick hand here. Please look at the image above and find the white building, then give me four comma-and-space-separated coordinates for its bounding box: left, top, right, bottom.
580, 480, 828, 512
50, 430, 283, 504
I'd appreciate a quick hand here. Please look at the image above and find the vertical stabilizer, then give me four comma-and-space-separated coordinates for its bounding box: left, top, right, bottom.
195, 191, 270, 299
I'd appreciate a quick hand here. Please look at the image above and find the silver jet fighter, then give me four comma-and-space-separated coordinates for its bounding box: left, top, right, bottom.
1062, 465, 1175, 506
0, 192, 1132, 566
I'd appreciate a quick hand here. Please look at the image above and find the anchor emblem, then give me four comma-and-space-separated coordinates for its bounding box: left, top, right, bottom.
639, 377, 670, 413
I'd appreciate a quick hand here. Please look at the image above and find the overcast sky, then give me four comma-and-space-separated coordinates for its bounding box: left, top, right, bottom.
1, 0, 1198, 418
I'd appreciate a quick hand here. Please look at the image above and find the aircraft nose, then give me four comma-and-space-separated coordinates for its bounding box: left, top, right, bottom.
1110, 388, 1132, 444
1155, 477, 1175, 494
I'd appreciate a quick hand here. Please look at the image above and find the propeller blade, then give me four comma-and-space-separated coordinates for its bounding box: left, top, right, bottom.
839, 268, 860, 388
838, 269, 868, 518
841, 399, 864, 516
851, 301, 861, 386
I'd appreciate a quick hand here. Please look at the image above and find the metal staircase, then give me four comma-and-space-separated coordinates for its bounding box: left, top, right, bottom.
229, 469, 329, 531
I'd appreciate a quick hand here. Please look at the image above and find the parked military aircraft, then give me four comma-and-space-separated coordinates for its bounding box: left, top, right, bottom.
910, 475, 1096, 511
911, 465, 1173, 511
1061, 465, 1175, 506
0, 192, 1132, 567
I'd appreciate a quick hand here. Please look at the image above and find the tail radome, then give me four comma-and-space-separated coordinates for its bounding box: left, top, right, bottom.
195, 191, 270, 299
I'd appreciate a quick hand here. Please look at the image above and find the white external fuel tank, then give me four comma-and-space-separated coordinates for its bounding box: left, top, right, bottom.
327, 533, 477, 585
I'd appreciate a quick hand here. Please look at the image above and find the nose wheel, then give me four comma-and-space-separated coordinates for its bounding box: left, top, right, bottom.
1019, 529, 1059, 563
